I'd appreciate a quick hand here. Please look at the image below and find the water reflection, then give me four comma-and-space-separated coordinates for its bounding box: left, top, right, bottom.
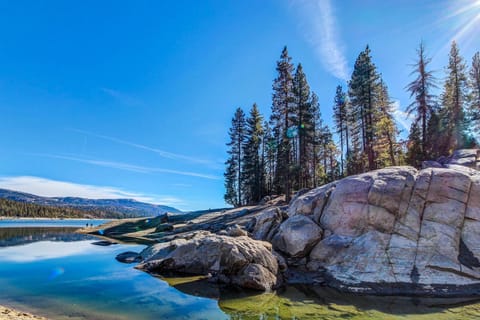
0, 240, 98, 262
2, 224, 480, 319
0, 227, 96, 247
164, 277, 480, 319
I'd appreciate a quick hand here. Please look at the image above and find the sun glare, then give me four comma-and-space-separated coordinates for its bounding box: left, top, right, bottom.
443, 0, 480, 49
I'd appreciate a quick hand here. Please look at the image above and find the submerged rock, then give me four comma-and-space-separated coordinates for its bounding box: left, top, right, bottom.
116, 251, 142, 263
137, 232, 279, 291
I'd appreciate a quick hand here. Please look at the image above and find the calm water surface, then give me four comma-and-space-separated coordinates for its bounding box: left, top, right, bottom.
1, 220, 480, 319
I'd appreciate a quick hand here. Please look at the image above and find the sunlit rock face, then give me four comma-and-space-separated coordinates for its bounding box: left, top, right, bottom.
113, 150, 480, 295
137, 231, 279, 291
282, 149, 480, 296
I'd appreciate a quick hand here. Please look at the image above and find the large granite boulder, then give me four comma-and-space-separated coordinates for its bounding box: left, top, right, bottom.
285, 155, 480, 296
137, 231, 279, 291
272, 215, 322, 258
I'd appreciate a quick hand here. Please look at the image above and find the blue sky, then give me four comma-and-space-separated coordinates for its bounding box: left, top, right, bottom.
0, 0, 479, 211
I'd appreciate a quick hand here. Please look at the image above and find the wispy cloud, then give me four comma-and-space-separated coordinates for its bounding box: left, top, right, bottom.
0, 175, 188, 208
294, 0, 349, 81
70, 128, 216, 166
0, 176, 154, 202
101, 87, 144, 107
28, 153, 221, 180
391, 100, 413, 133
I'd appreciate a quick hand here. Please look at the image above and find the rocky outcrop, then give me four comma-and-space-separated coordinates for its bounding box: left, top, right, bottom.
137, 231, 280, 291
283, 150, 480, 296
104, 149, 480, 296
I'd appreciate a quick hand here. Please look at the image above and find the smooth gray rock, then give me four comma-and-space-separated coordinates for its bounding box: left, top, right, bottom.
287, 154, 480, 296
272, 215, 322, 258
288, 183, 335, 219
137, 232, 279, 291
422, 160, 444, 169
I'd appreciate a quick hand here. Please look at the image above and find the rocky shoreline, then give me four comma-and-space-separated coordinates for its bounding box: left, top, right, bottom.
0, 306, 47, 320
85, 149, 480, 298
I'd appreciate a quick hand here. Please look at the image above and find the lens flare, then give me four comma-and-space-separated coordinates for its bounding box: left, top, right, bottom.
48, 267, 65, 280
444, 0, 480, 47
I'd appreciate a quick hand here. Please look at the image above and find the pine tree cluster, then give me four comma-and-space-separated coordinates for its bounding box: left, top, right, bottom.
225, 43, 479, 207
406, 41, 479, 165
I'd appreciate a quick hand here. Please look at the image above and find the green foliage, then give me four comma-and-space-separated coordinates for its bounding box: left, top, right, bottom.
242, 104, 265, 205
469, 52, 480, 137
374, 80, 400, 168
406, 42, 437, 159
293, 63, 314, 190
406, 122, 423, 168
346, 45, 400, 174
224, 107, 246, 207
333, 85, 348, 177
270, 46, 296, 201
223, 42, 480, 205
348, 45, 382, 172
439, 41, 470, 153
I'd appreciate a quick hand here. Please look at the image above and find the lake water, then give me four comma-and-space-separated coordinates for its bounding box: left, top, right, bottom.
1, 220, 480, 319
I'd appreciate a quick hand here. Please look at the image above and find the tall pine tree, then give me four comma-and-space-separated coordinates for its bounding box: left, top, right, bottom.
262, 121, 275, 197
293, 63, 314, 189
333, 85, 349, 176
270, 46, 295, 202
406, 42, 437, 160
469, 52, 480, 136
224, 107, 246, 207
374, 80, 398, 167
348, 45, 381, 172
439, 41, 469, 153
242, 103, 265, 204
310, 92, 323, 187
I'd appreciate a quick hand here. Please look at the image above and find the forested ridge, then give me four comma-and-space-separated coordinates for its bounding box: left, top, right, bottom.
0, 198, 132, 219
225, 42, 480, 207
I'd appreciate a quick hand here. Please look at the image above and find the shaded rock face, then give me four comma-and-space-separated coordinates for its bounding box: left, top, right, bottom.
285, 160, 480, 296
251, 207, 284, 241
137, 231, 279, 291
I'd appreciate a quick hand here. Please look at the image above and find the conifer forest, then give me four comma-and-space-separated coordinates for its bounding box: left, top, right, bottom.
224, 42, 480, 207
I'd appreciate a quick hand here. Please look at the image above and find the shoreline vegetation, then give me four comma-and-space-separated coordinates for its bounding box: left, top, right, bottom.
223, 43, 479, 209
0, 198, 127, 220
0, 216, 114, 221
0, 305, 47, 320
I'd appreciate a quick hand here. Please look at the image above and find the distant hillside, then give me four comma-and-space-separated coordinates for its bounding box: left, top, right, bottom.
0, 189, 182, 218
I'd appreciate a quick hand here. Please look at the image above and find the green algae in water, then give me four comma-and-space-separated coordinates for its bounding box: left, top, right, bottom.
214, 285, 480, 320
